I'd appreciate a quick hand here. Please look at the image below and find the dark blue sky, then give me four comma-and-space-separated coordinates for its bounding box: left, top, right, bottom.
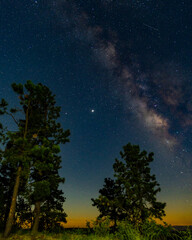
0, 0, 192, 226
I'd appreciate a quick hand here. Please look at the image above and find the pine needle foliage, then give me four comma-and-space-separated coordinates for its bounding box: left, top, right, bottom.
92, 143, 166, 227
0, 81, 70, 237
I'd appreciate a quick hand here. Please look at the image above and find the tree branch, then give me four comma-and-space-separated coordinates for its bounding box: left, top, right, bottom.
6, 112, 19, 126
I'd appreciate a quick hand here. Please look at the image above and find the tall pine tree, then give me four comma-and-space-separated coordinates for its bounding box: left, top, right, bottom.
0, 81, 70, 237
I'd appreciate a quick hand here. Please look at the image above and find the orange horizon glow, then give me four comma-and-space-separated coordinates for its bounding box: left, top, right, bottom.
64, 215, 192, 228
63, 201, 192, 228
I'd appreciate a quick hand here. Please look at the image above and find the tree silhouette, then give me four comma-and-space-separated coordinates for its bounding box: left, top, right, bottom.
92, 143, 166, 226
0, 81, 70, 237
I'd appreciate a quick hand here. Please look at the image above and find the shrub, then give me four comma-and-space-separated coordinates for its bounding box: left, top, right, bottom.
92, 217, 111, 237
180, 227, 192, 240
115, 221, 142, 240
141, 220, 180, 240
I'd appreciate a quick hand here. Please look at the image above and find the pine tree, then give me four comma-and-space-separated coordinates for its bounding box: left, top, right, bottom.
0, 81, 70, 237
0, 108, 26, 231
92, 143, 166, 227
0, 86, 33, 237
22, 82, 70, 234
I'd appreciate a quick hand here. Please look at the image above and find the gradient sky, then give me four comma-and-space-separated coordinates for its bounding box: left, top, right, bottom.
0, 0, 192, 227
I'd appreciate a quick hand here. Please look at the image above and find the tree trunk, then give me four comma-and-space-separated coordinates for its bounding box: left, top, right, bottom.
31, 201, 41, 235
3, 166, 22, 238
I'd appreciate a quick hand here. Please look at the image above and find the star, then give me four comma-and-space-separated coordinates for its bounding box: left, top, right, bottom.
91, 109, 95, 113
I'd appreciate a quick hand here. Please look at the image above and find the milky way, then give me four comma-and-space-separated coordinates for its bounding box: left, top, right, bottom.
0, 0, 192, 226
50, 0, 192, 159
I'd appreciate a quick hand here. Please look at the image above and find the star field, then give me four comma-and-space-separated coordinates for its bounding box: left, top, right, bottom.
0, 0, 192, 226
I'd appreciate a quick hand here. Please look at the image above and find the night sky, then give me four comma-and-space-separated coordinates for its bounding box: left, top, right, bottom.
0, 0, 192, 227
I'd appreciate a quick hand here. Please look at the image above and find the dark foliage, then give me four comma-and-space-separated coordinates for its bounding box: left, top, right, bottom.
0, 81, 70, 236
92, 143, 166, 226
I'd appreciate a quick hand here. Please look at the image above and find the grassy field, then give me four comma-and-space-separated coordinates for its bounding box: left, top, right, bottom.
0, 233, 114, 240
0, 231, 192, 240
0, 230, 192, 240
0, 222, 191, 240
1, 231, 115, 240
